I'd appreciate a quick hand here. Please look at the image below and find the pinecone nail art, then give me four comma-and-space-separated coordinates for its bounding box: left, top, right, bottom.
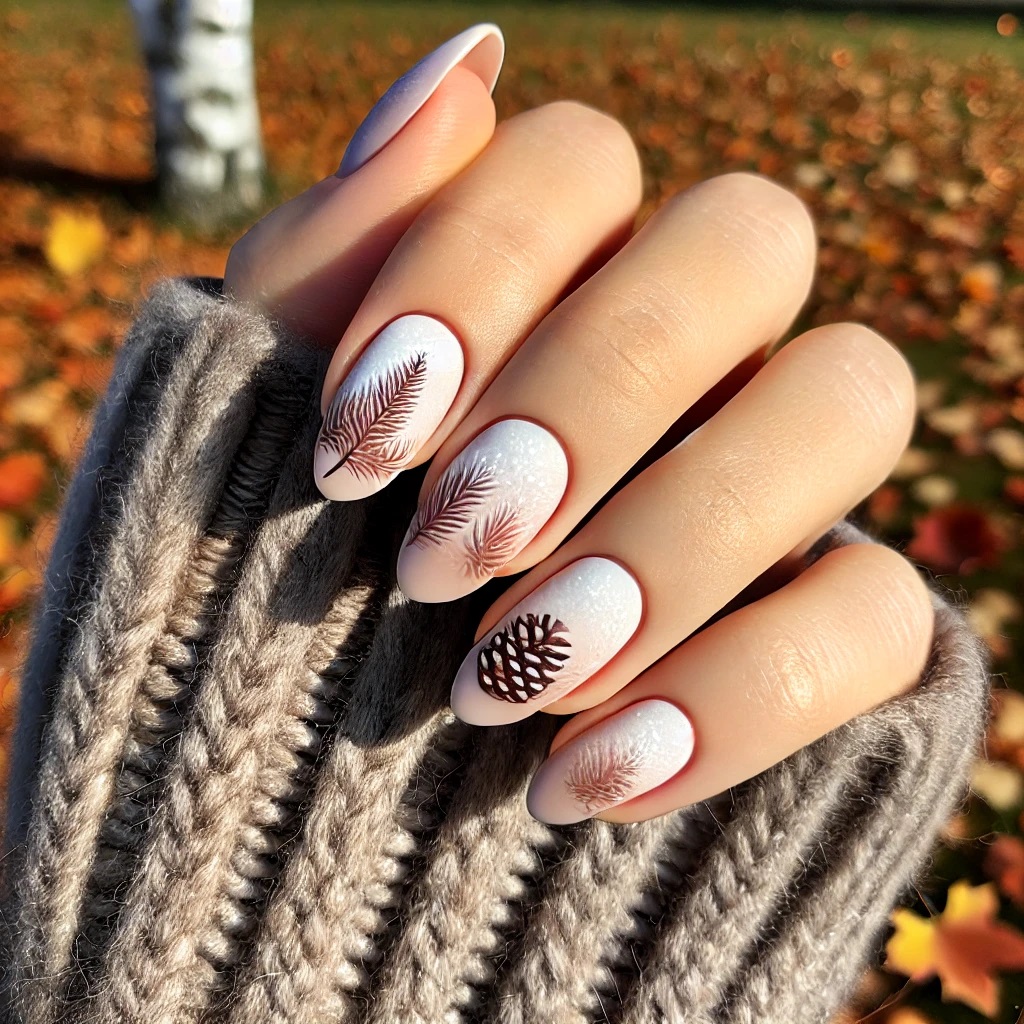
478, 614, 571, 703
314, 315, 463, 501
527, 700, 695, 825
450, 557, 643, 726
397, 419, 569, 603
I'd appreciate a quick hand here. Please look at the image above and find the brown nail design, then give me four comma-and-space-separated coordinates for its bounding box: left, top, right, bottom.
397, 420, 569, 604
527, 700, 696, 825
407, 460, 496, 546
449, 558, 643, 727
477, 614, 571, 703
564, 743, 645, 812
314, 315, 463, 502
318, 352, 427, 483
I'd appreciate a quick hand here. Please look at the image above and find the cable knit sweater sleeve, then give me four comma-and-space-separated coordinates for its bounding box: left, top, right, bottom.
0, 277, 989, 1024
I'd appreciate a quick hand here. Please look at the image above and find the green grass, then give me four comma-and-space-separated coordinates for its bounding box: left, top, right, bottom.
2, 0, 1021, 69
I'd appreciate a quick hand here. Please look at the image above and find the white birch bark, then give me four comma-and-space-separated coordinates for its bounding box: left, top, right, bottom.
129, 0, 264, 225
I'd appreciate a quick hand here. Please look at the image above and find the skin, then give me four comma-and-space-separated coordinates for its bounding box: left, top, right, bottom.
225, 67, 933, 825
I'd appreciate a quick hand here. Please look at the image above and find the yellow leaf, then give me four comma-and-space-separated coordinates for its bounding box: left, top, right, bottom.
887, 909, 937, 979
944, 880, 998, 924
993, 690, 1024, 745
886, 882, 1024, 1017
44, 211, 107, 277
3, 379, 70, 429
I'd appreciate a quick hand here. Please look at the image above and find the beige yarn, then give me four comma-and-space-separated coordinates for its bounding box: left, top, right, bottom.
0, 277, 989, 1024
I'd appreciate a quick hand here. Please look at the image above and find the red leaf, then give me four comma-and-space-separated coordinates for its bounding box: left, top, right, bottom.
906, 504, 1008, 575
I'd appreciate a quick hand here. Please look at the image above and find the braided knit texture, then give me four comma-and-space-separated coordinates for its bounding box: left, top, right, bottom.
0, 277, 989, 1024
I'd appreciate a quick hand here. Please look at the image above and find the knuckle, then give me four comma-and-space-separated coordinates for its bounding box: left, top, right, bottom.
660, 173, 817, 336
552, 278, 707, 407
696, 460, 769, 564
747, 629, 830, 735
416, 106, 640, 280
741, 614, 835, 737
420, 189, 552, 283
790, 324, 917, 449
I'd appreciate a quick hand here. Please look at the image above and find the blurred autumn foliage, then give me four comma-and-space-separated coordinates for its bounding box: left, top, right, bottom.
1, 2, 1024, 1021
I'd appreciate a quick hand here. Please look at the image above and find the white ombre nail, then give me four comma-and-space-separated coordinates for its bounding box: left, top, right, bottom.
527, 700, 695, 826
450, 558, 642, 725
315, 316, 463, 501
397, 419, 568, 603
338, 24, 505, 177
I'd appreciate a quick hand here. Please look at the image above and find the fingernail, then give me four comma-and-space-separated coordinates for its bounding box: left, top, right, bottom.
397, 419, 568, 603
450, 557, 642, 725
527, 700, 695, 825
314, 315, 464, 501
338, 23, 505, 178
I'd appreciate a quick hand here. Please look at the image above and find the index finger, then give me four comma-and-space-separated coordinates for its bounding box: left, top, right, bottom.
224, 26, 502, 347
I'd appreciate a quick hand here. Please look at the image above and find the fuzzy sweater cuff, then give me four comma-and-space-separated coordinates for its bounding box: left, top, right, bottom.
0, 276, 990, 1024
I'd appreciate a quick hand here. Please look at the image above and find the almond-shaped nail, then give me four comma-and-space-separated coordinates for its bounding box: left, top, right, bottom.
338, 23, 505, 177
397, 419, 568, 603
527, 700, 695, 826
314, 315, 463, 501
450, 557, 642, 725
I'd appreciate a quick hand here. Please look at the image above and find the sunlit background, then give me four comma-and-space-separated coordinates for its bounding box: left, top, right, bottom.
1, 2, 1023, 1020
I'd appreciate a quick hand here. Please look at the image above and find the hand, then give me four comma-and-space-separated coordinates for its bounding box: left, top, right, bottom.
224, 24, 933, 826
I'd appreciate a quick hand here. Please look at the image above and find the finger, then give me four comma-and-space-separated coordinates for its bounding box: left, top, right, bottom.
449, 322, 915, 725
396, 173, 816, 603
224, 26, 502, 347
525, 542, 933, 825
313, 101, 641, 500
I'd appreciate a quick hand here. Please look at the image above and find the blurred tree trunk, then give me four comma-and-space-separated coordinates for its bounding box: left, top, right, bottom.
129, 0, 264, 228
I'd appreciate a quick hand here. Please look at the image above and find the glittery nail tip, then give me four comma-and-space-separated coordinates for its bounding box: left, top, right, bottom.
526, 700, 695, 825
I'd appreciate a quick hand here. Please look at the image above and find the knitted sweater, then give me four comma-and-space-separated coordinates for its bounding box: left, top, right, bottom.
0, 277, 989, 1024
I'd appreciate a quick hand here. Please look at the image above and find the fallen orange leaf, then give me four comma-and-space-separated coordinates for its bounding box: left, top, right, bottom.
961, 262, 1002, 304
0, 452, 48, 509
0, 566, 33, 615
885, 881, 1024, 1017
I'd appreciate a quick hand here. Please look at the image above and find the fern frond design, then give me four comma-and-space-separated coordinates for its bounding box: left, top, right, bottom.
408, 460, 495, 547
318, 352, 428, 482
462, 503, 524, 578
565, 742, 645, 812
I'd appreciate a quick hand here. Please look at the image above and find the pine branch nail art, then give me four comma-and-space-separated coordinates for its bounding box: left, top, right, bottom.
408, 460, 495, 547
397, 419, 569, 603
462, 503, 524, 578
318, 352, 428, 483
526, 700, 696, 825
565, 742, 645, 812
478, 613, 571, 703
314, 315, 463, 502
